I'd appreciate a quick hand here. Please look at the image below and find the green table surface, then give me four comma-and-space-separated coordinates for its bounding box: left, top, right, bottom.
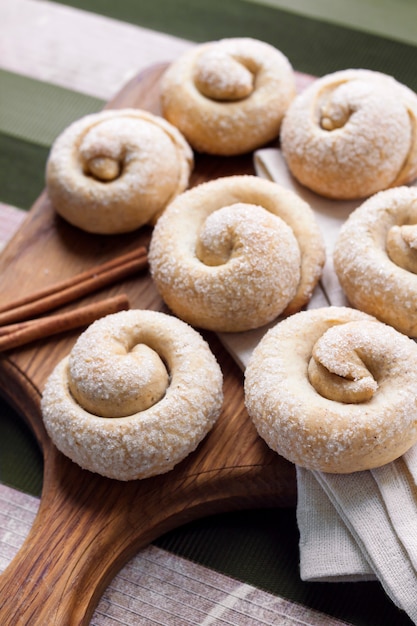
1, 2, 416, 624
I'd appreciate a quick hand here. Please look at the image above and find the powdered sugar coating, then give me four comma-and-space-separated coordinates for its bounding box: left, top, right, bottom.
334, 186, 417, 336
148, 175, 325, 332
160, 37, 296, 155
244, 306, 417, 473
46, 108, 193, 234
281, 69, 417, 199
41, 309, 223, 481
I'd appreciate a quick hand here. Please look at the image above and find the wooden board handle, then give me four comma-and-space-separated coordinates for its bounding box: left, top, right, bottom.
0, 452, 295, 625
0, 344, 295, 625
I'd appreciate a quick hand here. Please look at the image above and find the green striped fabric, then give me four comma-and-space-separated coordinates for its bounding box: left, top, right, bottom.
49, 0, 417, 88
0, 398, 43, 496
0, 71, 104, 210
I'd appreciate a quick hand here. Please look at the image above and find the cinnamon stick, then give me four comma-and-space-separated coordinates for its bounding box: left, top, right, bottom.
0, 294, 130, 352
0, 320, 37, 336
0, 248, 147, 326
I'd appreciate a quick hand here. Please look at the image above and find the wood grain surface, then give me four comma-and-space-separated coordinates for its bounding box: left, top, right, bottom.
0, 63, 297, 625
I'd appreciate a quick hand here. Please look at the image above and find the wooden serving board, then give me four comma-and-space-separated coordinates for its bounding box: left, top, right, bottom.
0, 64, 297, 625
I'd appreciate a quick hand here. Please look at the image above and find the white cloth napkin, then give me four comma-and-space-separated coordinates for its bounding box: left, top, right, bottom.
218, 148, 417, 623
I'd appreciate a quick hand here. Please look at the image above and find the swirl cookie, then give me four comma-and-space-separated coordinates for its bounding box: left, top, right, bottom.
244, 307, 417, 473
160, 37, 296, 155
41, 310, 223, 481
46, 108, 193, 234
280, 69, 417, 199
334, 186, 417, 337
148, 175, 325, 332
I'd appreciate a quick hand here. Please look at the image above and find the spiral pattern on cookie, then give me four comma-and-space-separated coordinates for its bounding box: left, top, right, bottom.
160, 37, 296, 155
148, 175, 325, 332
334, 186, 417, 336
46, 108, 193, 234
244, 307, 417, 473
280, 69, 417, 199
41, 310, 223, 480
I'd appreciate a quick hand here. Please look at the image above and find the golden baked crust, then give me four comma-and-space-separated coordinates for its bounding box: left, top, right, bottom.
160, 37, 296, 155
148, 175, 325, 332
280, 69, 417, 199
244, 307, 417, 473
46, 108, 193, 234
334, 186, 417, 337
41, 310, 223, 481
